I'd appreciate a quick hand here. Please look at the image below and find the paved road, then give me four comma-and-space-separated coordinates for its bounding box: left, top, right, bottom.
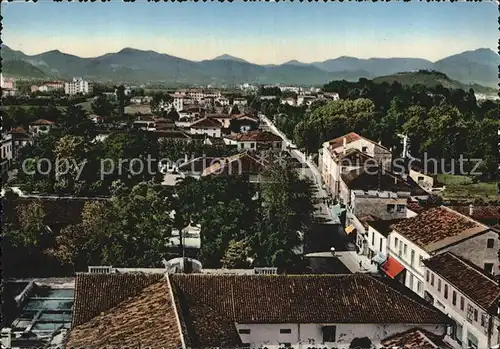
260, 114, 333, 224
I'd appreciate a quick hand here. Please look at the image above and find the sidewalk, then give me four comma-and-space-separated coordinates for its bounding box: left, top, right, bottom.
304, 251, 379, 274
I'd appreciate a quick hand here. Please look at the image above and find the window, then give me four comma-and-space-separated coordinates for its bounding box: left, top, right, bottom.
467, 305, 474, 322
431, 273, 434, 286
484, 263, 494, 274
322, 326, 336, 342
409, 273, 414, 289
281, 343, 291, 348
437, 279, 441, 292
238, 329, 251, 334
460, 297, 465, 311
467, 331, 478, 349
387, 204, 395, 213
455, 322, 463, 344
487, 238, 494, 248
444, 284, 448, 299
379, 237, 383, 252
403, 243, 407, 256
394, 237, 398, 248
371, 232, 375, 246
396, 204, 405, 212
417, 176, 424, 182
250, 143, 255, 149
426, 270, 430, 282
452, 291, 457, 305
361, 146, 368, 152
410, 250, 415, 266
474, 309, 478, 322
417, 280, 422, 294
481, 313, 488, 327
280, 329, 291, 334
419, 255, 424, 267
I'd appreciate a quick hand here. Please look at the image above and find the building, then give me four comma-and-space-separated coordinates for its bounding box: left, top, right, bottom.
321, 92, 340, 101
229, 114, 259, 133
385, 206, 498, 297
321, 132, 392, 198
1, 278, 75, 349
423, 252, 500, 349
381, 327, 454, 349
201, 151, 269, 182
65, 273, 451, 349
1, 133, 13, 174
1, 74, 17, 96
233, 98, 248, 106
366, 218, 405, 263
29, 119, 55, 136
280, 97, 297, 106
64, 78, 93, 95
216, 97, 230, 106
8, 127, 32, 159
189, 117, 222, 138
37, 81, 65, 92
296, 95, 316, 106
170, 93, 194, 111
224, 130, 283, 151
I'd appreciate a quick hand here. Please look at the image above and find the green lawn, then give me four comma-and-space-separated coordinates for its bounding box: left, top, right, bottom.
437, 174, 500, 201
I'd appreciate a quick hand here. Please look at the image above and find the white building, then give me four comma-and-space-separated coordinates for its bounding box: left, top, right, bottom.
233, 98, 248, 106
384, 206, 499, 298
320, 132, 392, 198
64, 77, 93, 95
29, 119, 55, 136
65, 273, 452, 349
1, 74, 17, 96
280, 97, 297, 106
1, 133, 13, 173
423, 252, 500, 349
366, 218, 405, 264
296, 95, 316, 106
189, 117, 222, 138
223, 130, 282, 151
216, 97, 230, 106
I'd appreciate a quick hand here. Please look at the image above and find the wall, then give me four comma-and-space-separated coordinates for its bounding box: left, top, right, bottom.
352, 196, 407, 220
389, 231, 430, 297
190, 127, 221, 138
424, 270, 494, 349
367, 225, 388, 258
235, 322, 446, 349
409, 169, 434, 190
441, 230, 499, 276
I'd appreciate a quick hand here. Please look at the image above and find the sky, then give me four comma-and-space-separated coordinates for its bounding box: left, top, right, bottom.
1, 1, 497, 64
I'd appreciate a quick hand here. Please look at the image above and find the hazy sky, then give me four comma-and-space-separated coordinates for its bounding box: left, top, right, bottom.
2, 1, 497, 64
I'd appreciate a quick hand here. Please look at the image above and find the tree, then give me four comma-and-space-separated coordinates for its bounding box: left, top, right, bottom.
257, 164, 314, 271
221, 239, 252, 269
91, 95, 116, 118
60, 105, 96, 139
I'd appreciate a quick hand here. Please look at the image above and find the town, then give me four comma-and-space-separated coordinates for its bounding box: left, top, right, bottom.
1, 2, 499, 349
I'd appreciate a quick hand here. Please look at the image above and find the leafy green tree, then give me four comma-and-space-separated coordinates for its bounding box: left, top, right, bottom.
91, 95, 116, 118
221, 239, 252, 269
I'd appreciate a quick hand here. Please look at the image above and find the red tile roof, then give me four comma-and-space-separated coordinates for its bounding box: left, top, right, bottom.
368, 218, 405, 237
391, 206, 488, 252
407, 201, 425, 213
190, 117, 222, 129
327, 132, 362, 150
9, 127, 29, 135
424, 252, 500, 313
202, 151, 268, 176
30, 119, 55, 125
66, 278, 183, 349
449, 205, 500, 221
171, 274, 449, 325
381, 328, 453, 349
228, 130, 282, 142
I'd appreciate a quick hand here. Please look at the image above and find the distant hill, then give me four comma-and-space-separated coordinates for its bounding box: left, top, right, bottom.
1, 44, 497, 87
372, 70, 496, 94
2, 60, 47, 79
213, 54, 249, 63
433, 48, 499, 87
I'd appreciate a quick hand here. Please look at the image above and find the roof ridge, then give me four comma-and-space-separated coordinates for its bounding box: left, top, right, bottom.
416, 329, 439, 349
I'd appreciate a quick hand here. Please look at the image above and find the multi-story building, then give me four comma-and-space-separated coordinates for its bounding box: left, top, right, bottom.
64, 78, 93, 95
424, 252, 500, 349
64, 273, 451, 349
224, 130, 283, 151
321, 132, 392, 198
189, 117, 222, 138
1, 74, 17, 96
384, 206, 498, 298
1, 133, 13, 174
8, 127, 32, 159
36, 81, 64, 92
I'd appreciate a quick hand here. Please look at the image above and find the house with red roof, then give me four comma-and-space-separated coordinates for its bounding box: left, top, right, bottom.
423, 252, 500, 349
29, 119, 55, 136
223, 130, 282, 151
189, 117, 222, 138
320, 132, 392, 198
63, 272, 451, 349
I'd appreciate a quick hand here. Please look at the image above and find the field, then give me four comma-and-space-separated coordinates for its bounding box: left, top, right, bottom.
125, 104, 151, 115
437, 174, 500, 202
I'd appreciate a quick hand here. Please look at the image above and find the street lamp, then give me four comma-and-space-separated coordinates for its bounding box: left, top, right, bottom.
330, 247, 336, 257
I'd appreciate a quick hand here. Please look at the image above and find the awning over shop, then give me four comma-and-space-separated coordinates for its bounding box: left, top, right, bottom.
371, 253, 387, 265
380, 256, 405, 279
345, 225, 356, 235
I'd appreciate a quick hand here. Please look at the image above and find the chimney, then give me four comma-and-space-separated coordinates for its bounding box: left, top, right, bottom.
469, 204, 474, 216
1, 328, 11, 349
343, 137, 347, 154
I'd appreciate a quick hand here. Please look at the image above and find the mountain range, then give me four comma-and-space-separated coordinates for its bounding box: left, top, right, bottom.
1, 45, 498, 87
